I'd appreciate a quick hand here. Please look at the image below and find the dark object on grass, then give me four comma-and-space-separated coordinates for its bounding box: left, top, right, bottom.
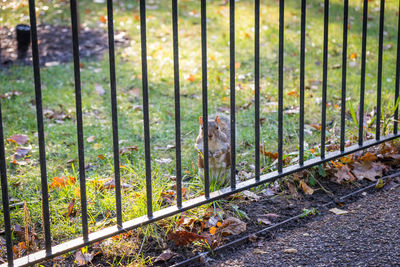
16, 24, 31, 59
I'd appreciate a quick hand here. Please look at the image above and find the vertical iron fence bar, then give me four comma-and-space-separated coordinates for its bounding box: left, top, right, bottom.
321, 0, 329, 159
254, 0, 260, 181
359, 0, 368, 146
139, 0, 153, 218
278, 0, 284, 173
376, 0, 385, 140
28, 0, 52, 253
172, 0, 182, 208
340, 0, 349, 152
299, 0, 306, 165
395, 0, 400, 134
106, 0, 122, 227
70, 0, 89, 240
0, 103, 13, 265
201, 0, 210, 198
230, 0, 236, 189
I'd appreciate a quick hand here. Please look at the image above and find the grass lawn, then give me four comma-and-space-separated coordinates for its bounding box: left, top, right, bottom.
1, 0, 399, 262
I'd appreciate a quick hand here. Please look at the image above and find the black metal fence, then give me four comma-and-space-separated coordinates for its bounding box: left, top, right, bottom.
1, 0, 400, 266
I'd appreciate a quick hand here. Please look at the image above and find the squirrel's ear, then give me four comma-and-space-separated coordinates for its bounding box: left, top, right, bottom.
215, 115, 220, 124
199, 116, 203, 125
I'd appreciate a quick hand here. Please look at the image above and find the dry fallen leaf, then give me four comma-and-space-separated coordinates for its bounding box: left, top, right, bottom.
12, 241, 27, 257
7, 134, 28, 145
329, 208, 348, 215
187, 74, 196, 82
300, 179, 314, 195
260, 144, 278, 160
350, 52, 357, 60
352, 161, 387, 181
219, 217, 246, 236
332, 165, 355, 184
310, 123, 322, 131
99, 15, 107, 23
242, 190, 260, 201
359, 152, 377, 162
209, 226, 217, 235
340, 155, 353, 164
161, 190, 175, 205
14, 147, 31, 159
283, 248, 298, 254
66, 198, 75, 217
167, 230, 206, 246
287, 90, 299, 97
257, 217, 271, 225
50, 176, 76, 188
154, 249, 178, 263
119, 145, 138, 155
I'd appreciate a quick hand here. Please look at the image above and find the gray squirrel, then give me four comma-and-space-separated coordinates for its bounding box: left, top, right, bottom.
195, 114, 231, 185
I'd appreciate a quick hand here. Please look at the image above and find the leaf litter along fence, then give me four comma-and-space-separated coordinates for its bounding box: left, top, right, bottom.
1, 0, 400, 265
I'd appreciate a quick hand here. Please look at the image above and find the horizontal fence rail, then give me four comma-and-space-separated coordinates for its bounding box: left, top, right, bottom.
1, 0, 400, 266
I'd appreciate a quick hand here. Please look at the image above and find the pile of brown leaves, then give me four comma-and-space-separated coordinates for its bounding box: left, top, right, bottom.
329, 143, 400, 184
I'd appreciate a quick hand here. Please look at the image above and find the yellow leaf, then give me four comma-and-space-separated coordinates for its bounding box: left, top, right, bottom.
235, 62, 241, 69
216, 221, 222, 227
340, 155, 353, 164
359, 152, 377, 162
287, 90, 299, 97
300, 179, 314, 195
209, 226, 217, 235
334, 104, 340, 109
330, 160, 344, 169
99, 15, 107, 23
93, 143, 102, 150
350, 52, 357, 60
310, 123, 322, 131
187, 74, 196, 82
310, 148, 316, 154
50, 176, 76, 188
375, 178, 384, 189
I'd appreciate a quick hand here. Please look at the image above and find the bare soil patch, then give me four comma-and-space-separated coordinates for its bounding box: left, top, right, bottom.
0, 24, 128, 67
